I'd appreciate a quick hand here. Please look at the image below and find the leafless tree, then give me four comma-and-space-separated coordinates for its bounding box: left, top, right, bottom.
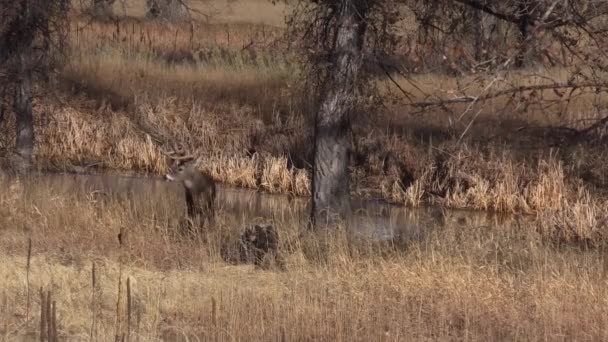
289, 0, 608, 228
0, 0, 70, 173
288, 0, 400, 227
403, 1, 608, 110
372, 0, 608, 137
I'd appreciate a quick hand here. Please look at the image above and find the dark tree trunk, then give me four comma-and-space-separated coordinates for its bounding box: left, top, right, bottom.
310, 0, 369, 227
473, 9, 483, 61
11, 0, 36, 174
516, 0, 534, 68
14, 54, 34, 173
1, 0, 69, 174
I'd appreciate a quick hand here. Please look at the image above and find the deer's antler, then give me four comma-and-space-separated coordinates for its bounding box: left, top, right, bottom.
161, 142, 195, 161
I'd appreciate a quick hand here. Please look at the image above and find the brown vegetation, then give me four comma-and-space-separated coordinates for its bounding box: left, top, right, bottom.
0, 0, 604, 237
2, 0, 608, 339
239, 223, 283, 270
1, 175, 608, 340
2, 12, 600, 217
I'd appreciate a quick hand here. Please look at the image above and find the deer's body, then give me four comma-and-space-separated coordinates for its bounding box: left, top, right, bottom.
165, 158, 216, 230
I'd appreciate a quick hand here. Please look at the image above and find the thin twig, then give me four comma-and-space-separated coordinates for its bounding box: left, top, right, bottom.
408, 81, 608, 109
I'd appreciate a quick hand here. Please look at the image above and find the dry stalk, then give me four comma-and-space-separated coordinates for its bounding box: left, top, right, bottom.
211, 295, 217, 339
602, 246, 608, 340
114, 228, 124, 342
51, 300, 57, 342
2, 291, 8, 341
26, 238, 32, 322
46, 290, 52, 342
211, 296, 217, 328
90, 262, 97, 342
39, 288, 58, 342
136, 309, 141, 342
126, 277, 132, 342
39, 287, 46, 342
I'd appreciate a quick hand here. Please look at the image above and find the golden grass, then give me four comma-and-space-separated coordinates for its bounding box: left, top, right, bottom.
36, 106, 167, 173
1, 176, 608, 340
64, 20, 292, 113
3, 3, 608, 340
75, 0, 289, 26
32, 94, 608, 217
430, 148, 571, 213
3, 4, 608, 341
1, 1, 607, 221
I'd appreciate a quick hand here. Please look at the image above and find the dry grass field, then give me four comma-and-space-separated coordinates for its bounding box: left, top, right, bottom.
2, 0, 608, 340
1, 174, 608, 341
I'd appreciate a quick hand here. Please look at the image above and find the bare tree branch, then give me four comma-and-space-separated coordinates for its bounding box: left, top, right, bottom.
409, 81, 608, 109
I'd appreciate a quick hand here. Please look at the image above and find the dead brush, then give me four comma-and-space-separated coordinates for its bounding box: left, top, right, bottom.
204, 154, 258, 189
425, 145, 583, 214
30, 93, 608, 215
525, 159, 570, 211
536, 191, 608, 247
3, 175, 608, 340
17, 8, 606, 218
260, 155, 295, 194
33, 93, 605, 214
70, 17, 283, 55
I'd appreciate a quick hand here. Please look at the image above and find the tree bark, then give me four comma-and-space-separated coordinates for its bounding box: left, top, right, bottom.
14, 53, 34, 173
473, 9, 483, 61
516, 0, 535, 68
310, 0, 369, 227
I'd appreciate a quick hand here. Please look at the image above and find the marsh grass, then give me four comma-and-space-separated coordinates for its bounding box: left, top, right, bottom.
30, 90, 605, 217
20, 12, 602, 216
0, 4, 607, 342
2, 2, 608, 340
1, 175, 608, 340
0, 5, 594, 216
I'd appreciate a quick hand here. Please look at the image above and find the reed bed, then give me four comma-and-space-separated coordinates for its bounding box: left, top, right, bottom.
30, 96, 605, 219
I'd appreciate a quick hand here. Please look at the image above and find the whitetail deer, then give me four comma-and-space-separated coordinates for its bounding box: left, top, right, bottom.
162, 145, 216, 231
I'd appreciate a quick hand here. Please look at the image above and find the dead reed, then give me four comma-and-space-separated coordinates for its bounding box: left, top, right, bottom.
11, 10, 600, 217
2, 17, 608, 342
0, 4, 592, 220
0, 176, 607, 340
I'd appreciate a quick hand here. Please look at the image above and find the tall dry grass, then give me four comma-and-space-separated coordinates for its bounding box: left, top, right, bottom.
1, 2, 607, 226
1, 175, 608, 341
73, 0, 289, 26
2, 3, 608, 341
31, 94, 606, 219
